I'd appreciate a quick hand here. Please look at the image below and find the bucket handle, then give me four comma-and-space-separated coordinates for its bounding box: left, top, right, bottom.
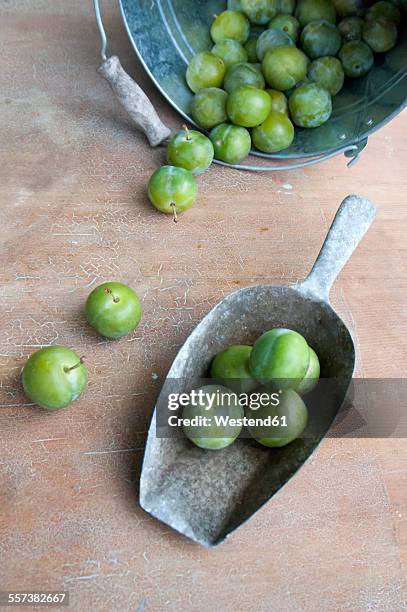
298, 195, 376, 302
94, 0, 171, 146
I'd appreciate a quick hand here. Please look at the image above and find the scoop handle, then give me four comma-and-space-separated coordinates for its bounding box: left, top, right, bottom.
299, 195, 376, 301
98, 56, 172, 147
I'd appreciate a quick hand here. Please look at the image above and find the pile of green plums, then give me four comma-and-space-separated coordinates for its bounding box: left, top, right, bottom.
180, 0, 402, 163
21, 282, 142, 410
182, 327, 321, 450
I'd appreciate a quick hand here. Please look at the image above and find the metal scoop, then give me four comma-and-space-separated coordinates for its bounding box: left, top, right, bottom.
139, 195, 376, 547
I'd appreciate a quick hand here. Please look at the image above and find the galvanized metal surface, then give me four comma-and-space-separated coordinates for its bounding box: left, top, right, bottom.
140, 195, 376, 547
118, 0, 407, 167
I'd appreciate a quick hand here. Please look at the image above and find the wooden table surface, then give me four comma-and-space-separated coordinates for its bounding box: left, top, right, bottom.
1, 2, 406, 610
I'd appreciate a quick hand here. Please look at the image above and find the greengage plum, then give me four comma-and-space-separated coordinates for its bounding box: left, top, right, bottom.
241, 0, 279, 24
147, 166, 197, 221
256, 28, 294, 61
252, 110, 295, 152
212, 38, 248, 68
338, 16, 364, 41
300, 20, 342, 59
227, 85, 272, 126
249, 328, 310, 385
308, 56, 345, 95
295, 0, 337, 26
22, 346, 88, 410
289, 82, 332, 127
186, 52, 226, 93
362, 17, 398, 53
269, 14, 301, 42
247, 388, 308, 447
210, 345, 257, 393
209, 123, 252, 164
266, 89, 289, 114
262, 45, 309, 90
182, 385, 244, 449
191, 87, 228, 129
296, 347, 320, 395
167, 126, 214, 175
339, 40, 374, 77
245, 35, 260, 62
278, 0, 297, 14
224, 62, 265, 93
210, 10, 250, 44
85, 282, 142, 339
366, 1, 400, 24
332, 0, 365, 17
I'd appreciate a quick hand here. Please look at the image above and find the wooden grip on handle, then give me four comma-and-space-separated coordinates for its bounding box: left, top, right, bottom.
98, 56, 172, 147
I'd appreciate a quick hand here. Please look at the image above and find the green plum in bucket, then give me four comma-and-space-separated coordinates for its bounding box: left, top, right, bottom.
226, 85, 272, 127
289, 83, 332, 128
182, 385, 244, 450
22, 346, 88, 410
191, 88, 228, 130
211, 39, 248, 68
85, 281, 142, 339
210, 10, 250, 44
252, 111, 295, 153
147, 166, 197, 222
209, 123, 252, 164
186, 52, 226, 93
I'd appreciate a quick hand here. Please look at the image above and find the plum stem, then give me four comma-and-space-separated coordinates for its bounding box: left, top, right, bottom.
104, 287, 120, 303
170, 203, 178, 223
182, 124, 191, 141
64, 357, 85, 373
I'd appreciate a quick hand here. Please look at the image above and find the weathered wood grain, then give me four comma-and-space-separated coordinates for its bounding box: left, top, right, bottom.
0, 1, 406, 610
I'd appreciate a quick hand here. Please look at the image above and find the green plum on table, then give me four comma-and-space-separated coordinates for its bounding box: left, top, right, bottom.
308, 56, 345, 96
147, 166, 197, 221
300, 21, 342, 59
252, 110, 295, 152
191, 87, 228, 129
362, 18, 398, 53
212, 38, 248, 68
249, 328, 310, 386
247, 388, 308, 447
22, 346, 88, 410
289, 82, 332, 128
338, 41, 374, 77
256, 28, 294, 61
262, 46, 309, 90
269, 14, 301, 42
227, 85, 272, 127
224, 62, 265, 93
186, 52, 226, 93
295, 0, 337, 26
167, 126, 214, 175
210, 10, 250, 44
210, 345, 257, 393
296, 347, 321, 395
209, 123, 252, 164
182, 385, 244, 449
85, 281, 142, 339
